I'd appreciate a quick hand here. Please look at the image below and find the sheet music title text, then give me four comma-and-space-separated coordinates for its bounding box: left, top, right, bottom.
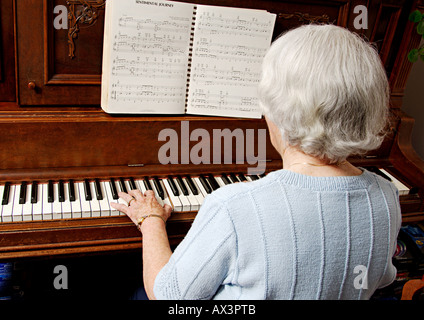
136, 0, 174, 7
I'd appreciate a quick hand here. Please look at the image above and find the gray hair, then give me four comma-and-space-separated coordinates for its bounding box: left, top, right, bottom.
258, 24, 390, 163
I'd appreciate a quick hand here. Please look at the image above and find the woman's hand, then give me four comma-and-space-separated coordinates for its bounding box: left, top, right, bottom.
110, 189, 172, 230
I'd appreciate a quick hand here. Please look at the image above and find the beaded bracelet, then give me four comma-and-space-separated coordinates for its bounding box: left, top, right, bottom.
137, 214, 166, 231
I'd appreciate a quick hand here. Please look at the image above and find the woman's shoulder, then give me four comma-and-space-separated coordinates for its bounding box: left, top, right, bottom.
208, 171, 280, 203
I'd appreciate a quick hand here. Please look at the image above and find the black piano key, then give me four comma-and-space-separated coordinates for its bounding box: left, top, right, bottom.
259, 173, 266, 178
248, 174, 259, 181
31, 181, 38, 204
199, 175, 212, 194
143, 177, 153, 191
58, 180, 65, 202
48, 180, 54, 203
409, 186, 419, 195
94, 179, 103, 200
366, 166, 392, 182
129, 178, 137, 190
176, 176, 188, 196
2, 182, 11, 205
153, 176, 165, 199
185, 176, 198, 195
238, 173, 247, 182
83, 179, 92, 201
119, 178, 127, 193
68, 179, 76, 202
229, 173, 240, 183
109, 179, 119, 200
19, 181, 27, 204
220, 174, 231, 185
167, 176, 179, 196
207, 174, 220, 191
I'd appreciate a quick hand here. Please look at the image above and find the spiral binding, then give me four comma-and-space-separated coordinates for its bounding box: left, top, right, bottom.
185, 5, 197, 113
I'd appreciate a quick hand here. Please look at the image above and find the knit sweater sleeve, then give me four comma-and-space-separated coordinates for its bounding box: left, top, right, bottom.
153, 194, 237, 300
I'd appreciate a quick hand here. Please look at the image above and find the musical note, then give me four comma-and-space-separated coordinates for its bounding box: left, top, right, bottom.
106, 3, 194, 113
103, 0, 274, 117
186, 6, 275, 118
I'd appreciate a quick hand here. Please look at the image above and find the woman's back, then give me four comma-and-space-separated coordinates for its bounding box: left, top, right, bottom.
154, 169, 401, 300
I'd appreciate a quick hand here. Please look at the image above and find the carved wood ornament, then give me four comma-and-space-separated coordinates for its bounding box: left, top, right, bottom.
66, 0, 106, 59
278, 12, 330, 23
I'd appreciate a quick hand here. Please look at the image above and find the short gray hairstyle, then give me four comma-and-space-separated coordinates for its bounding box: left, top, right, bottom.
258, 24, 390, 163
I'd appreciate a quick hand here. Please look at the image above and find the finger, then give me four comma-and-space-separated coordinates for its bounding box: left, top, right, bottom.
118, 191, 134, 203
144, 190, 155, 198
163, 204, 173, 219
128, 189, 143, 201
110, 201, 129, 215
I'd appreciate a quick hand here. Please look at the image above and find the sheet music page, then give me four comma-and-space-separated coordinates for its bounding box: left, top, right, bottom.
186, 5, 276, 118
102, 0, 194, 114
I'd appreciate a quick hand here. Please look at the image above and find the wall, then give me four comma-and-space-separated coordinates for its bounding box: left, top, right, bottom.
402, 39, 424, 160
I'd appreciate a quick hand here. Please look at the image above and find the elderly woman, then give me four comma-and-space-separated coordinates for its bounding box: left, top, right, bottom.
111, 24, 401, 300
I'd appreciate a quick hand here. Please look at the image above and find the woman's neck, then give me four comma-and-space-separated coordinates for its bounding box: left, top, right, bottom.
281, 147, 362, 177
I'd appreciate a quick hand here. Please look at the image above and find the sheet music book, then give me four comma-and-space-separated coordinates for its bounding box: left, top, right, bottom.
101, 0, 276, 118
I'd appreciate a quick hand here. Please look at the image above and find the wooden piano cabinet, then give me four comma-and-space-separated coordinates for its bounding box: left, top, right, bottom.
0, 0, 16, 102
389, 109, 424, 222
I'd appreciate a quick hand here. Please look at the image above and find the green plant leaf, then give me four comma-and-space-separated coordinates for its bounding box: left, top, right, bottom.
420, 53, 424, 62
417, 20, 424, 35
409, 10, 423, 23
408, 49, 419, 62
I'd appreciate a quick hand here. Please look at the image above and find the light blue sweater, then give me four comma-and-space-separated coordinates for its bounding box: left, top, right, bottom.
154, 169, 401, 300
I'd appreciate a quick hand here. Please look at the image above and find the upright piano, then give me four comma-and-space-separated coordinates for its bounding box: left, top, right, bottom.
0, 0, 424, 260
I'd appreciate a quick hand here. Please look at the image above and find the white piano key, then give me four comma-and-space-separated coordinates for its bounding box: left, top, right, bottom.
52, 183, 62, 220
179, 178, 200, 211
183, 177, 204, 207
104, 181, 120, 217
69, 182, 82, 219
32, 183, 43, 221
77, 182, 92, 218
163, 179, 183, 212
12, 185, 23, 222
98, 181, 111, 217
214, 176, 226, 187
193, 177, 209, 198
116, 192, 127, 217
41, 183, 53, 220
136, 179, 147, 194
1, 185, 15, 222
111, 179, 127, 217
379, 169, 410, 196
61, 182, 73, 219
151, 180, 165, 207
173, 178, 191, 211
158, 180, 173, 209
22, 183, 33, 221
124, 180, 132, 193
89, 182, 102, 217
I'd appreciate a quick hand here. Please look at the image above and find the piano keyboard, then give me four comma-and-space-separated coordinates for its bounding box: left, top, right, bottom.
0, 167, 411, 223
0, 173, 262, 223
